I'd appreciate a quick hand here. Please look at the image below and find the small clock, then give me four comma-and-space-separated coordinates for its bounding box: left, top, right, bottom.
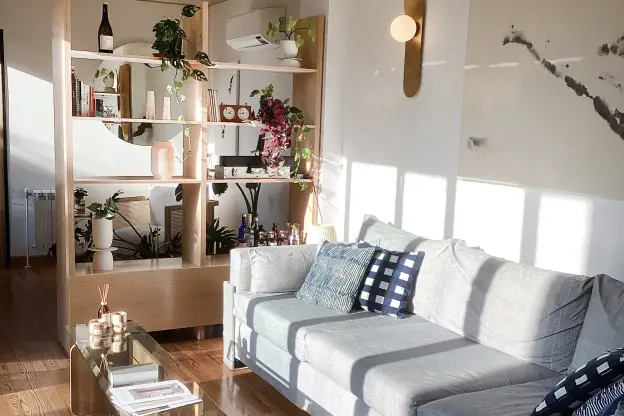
222, 106, 236, 121
219, 104, 253, 123
237, 107, 250, 121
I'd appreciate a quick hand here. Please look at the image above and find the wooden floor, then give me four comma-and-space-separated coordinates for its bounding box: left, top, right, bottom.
0, 265, 306, 416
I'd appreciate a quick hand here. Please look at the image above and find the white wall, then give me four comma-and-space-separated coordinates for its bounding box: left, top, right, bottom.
319, 0, 624, 279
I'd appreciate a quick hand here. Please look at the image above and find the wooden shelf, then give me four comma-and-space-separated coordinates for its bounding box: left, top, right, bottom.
74, 258, 202, 276
207, 178, 313, 184
74, 176, 201, 185
71, 50, 318, 74
73, 116, 202, 125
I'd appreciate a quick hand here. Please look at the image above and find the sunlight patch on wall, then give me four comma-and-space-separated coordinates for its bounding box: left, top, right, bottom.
454, 180, 526, 262
534, 193, 592, 275
348, 162, 397, 241
402, 173, 447, 240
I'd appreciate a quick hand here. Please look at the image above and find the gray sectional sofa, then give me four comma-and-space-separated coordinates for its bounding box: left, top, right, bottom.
222, 215, 622, 416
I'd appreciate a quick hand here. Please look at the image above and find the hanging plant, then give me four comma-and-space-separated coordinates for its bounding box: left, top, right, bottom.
152, 4, 215, 160
250, 84, 313, 189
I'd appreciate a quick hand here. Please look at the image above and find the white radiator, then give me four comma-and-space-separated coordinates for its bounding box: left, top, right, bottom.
25, 189, 56, 263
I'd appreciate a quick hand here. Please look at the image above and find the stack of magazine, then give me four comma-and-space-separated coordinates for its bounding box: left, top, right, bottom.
109, 380, 201, 416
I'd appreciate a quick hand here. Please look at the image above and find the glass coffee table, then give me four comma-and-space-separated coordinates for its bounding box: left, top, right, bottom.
67, 321, 222, 416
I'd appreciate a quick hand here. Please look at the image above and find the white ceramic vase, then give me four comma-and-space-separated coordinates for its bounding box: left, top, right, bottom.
93, 250, 114, 271
151, 141, 175, 180
146, 90, 156, 120
281, 40, 299, 59
92, 218, 113, 249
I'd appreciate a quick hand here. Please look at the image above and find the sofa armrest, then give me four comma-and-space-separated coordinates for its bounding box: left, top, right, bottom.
230, 245, 318, 291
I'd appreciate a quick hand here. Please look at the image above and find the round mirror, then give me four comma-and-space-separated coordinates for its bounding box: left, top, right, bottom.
94, 43, 186, 146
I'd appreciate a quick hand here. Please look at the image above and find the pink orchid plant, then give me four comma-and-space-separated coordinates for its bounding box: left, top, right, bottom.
250, 84, 312, 187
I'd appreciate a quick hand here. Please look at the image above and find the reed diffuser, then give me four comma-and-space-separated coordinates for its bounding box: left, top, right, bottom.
97, 284, 110, 319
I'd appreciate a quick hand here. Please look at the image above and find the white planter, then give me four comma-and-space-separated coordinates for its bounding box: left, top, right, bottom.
281, 40, 299, 59
103, 77, 115, 93
93, 250, 114, 271
92, 218, 113, 249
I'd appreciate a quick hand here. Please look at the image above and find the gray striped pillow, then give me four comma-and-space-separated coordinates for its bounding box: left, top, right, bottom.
296, 242, 375, 313
573, 378, 624, 416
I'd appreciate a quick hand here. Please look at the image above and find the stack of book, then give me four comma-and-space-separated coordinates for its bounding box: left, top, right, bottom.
109, 380, 201, 416
71, 68, 96, 117
206, 89, 221, 122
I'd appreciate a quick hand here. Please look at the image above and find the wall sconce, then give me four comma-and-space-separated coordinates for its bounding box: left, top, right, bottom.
392, 0, 426, 98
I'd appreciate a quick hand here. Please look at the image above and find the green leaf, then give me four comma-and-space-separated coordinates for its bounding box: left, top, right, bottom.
178, 114, 185, 122
181, 5, 200, 18
266, 21, 279, 40
295, 34, 305, 49
184, 127, 191, 138
180, 94, 186, 103
195, 51, 214, 67
87, 203, 101, 213
290, 106, 302, 114
161, 62, 168, 72
212, 183, 229, 196
309, 25, 316, 43
175, 81, 183, 89
301, 148, 312, 159
286, 16, 298, 32
303, 126, 312, 133
250, 90, 261, 98
166, 85, 174, 95
175, 184, 183, 202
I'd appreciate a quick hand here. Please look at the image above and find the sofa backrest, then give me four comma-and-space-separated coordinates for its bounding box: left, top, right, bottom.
431, 240, 594, 373
357, 214, 454, 316
568, 274, 624, 372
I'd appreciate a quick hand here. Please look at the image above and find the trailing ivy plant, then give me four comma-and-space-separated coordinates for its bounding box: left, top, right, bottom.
267, 16, 316, 49
152, 4, 215, 160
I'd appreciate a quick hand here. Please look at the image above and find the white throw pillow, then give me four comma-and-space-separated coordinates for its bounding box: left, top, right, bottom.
249, 249, 316, 293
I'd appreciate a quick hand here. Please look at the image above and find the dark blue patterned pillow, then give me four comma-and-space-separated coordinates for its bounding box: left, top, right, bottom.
356, 243, 425, 318
533, 349, 624, 416
573, 378, 624, 416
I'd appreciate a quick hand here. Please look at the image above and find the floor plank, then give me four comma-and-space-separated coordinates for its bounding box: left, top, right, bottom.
0, 265, 306, 415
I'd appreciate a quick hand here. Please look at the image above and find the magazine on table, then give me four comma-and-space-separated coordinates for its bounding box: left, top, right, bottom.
109, 380, 201, 415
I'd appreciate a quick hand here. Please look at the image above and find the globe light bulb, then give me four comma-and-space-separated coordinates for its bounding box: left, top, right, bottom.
391, 15, 418, 42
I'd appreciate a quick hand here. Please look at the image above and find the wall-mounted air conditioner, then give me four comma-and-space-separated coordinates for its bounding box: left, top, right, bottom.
226, 7, 285, 52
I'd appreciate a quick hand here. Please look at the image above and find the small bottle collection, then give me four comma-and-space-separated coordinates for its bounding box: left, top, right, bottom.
237, 213, 301, 248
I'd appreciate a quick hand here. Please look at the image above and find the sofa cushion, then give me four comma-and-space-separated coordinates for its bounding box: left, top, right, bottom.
569, 274, 624, 372
235, 291, 379, 362
417, 378, 561, 416
357, 246, 425, 318
534, 349, 624, 415
573, 378, 624, 416
297, 242, 375, 313
249, 249, 316, 293
356, 214, 454, 318
303, 313, 557, 416
431, 240, 593, 373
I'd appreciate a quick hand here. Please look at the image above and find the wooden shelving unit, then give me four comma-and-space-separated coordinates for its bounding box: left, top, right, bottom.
53, 0, 325, 351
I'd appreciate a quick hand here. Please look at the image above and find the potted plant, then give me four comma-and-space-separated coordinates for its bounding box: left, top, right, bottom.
74, 187, 88, 216
94, 68, 116, 92
88, 190, 123, 249
267, 16, 316, 60
152, 4, 215, 160
250, 84, 313, 189
207, 219, 237, 255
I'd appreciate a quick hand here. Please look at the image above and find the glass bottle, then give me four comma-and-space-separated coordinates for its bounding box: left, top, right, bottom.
279, 230, 290, 246
97, 301, 110, 320
244, 214, 255, 247
258, 231, 268, 247
238, 214, 247, 245
268, 231, 278, 247
98, 3, 114, 54
252, 217, 261, 247
289, 223, 301, 246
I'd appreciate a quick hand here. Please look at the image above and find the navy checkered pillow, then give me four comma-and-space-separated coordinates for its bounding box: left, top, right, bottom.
533, 349, 624, 416
357, 243, 425, 318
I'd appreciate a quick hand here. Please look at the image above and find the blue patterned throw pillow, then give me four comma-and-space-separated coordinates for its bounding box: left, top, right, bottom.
357, 244, 425, 318
573, 378, 624, 416
533, 349, 624, 416
296, 242, 375, 313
